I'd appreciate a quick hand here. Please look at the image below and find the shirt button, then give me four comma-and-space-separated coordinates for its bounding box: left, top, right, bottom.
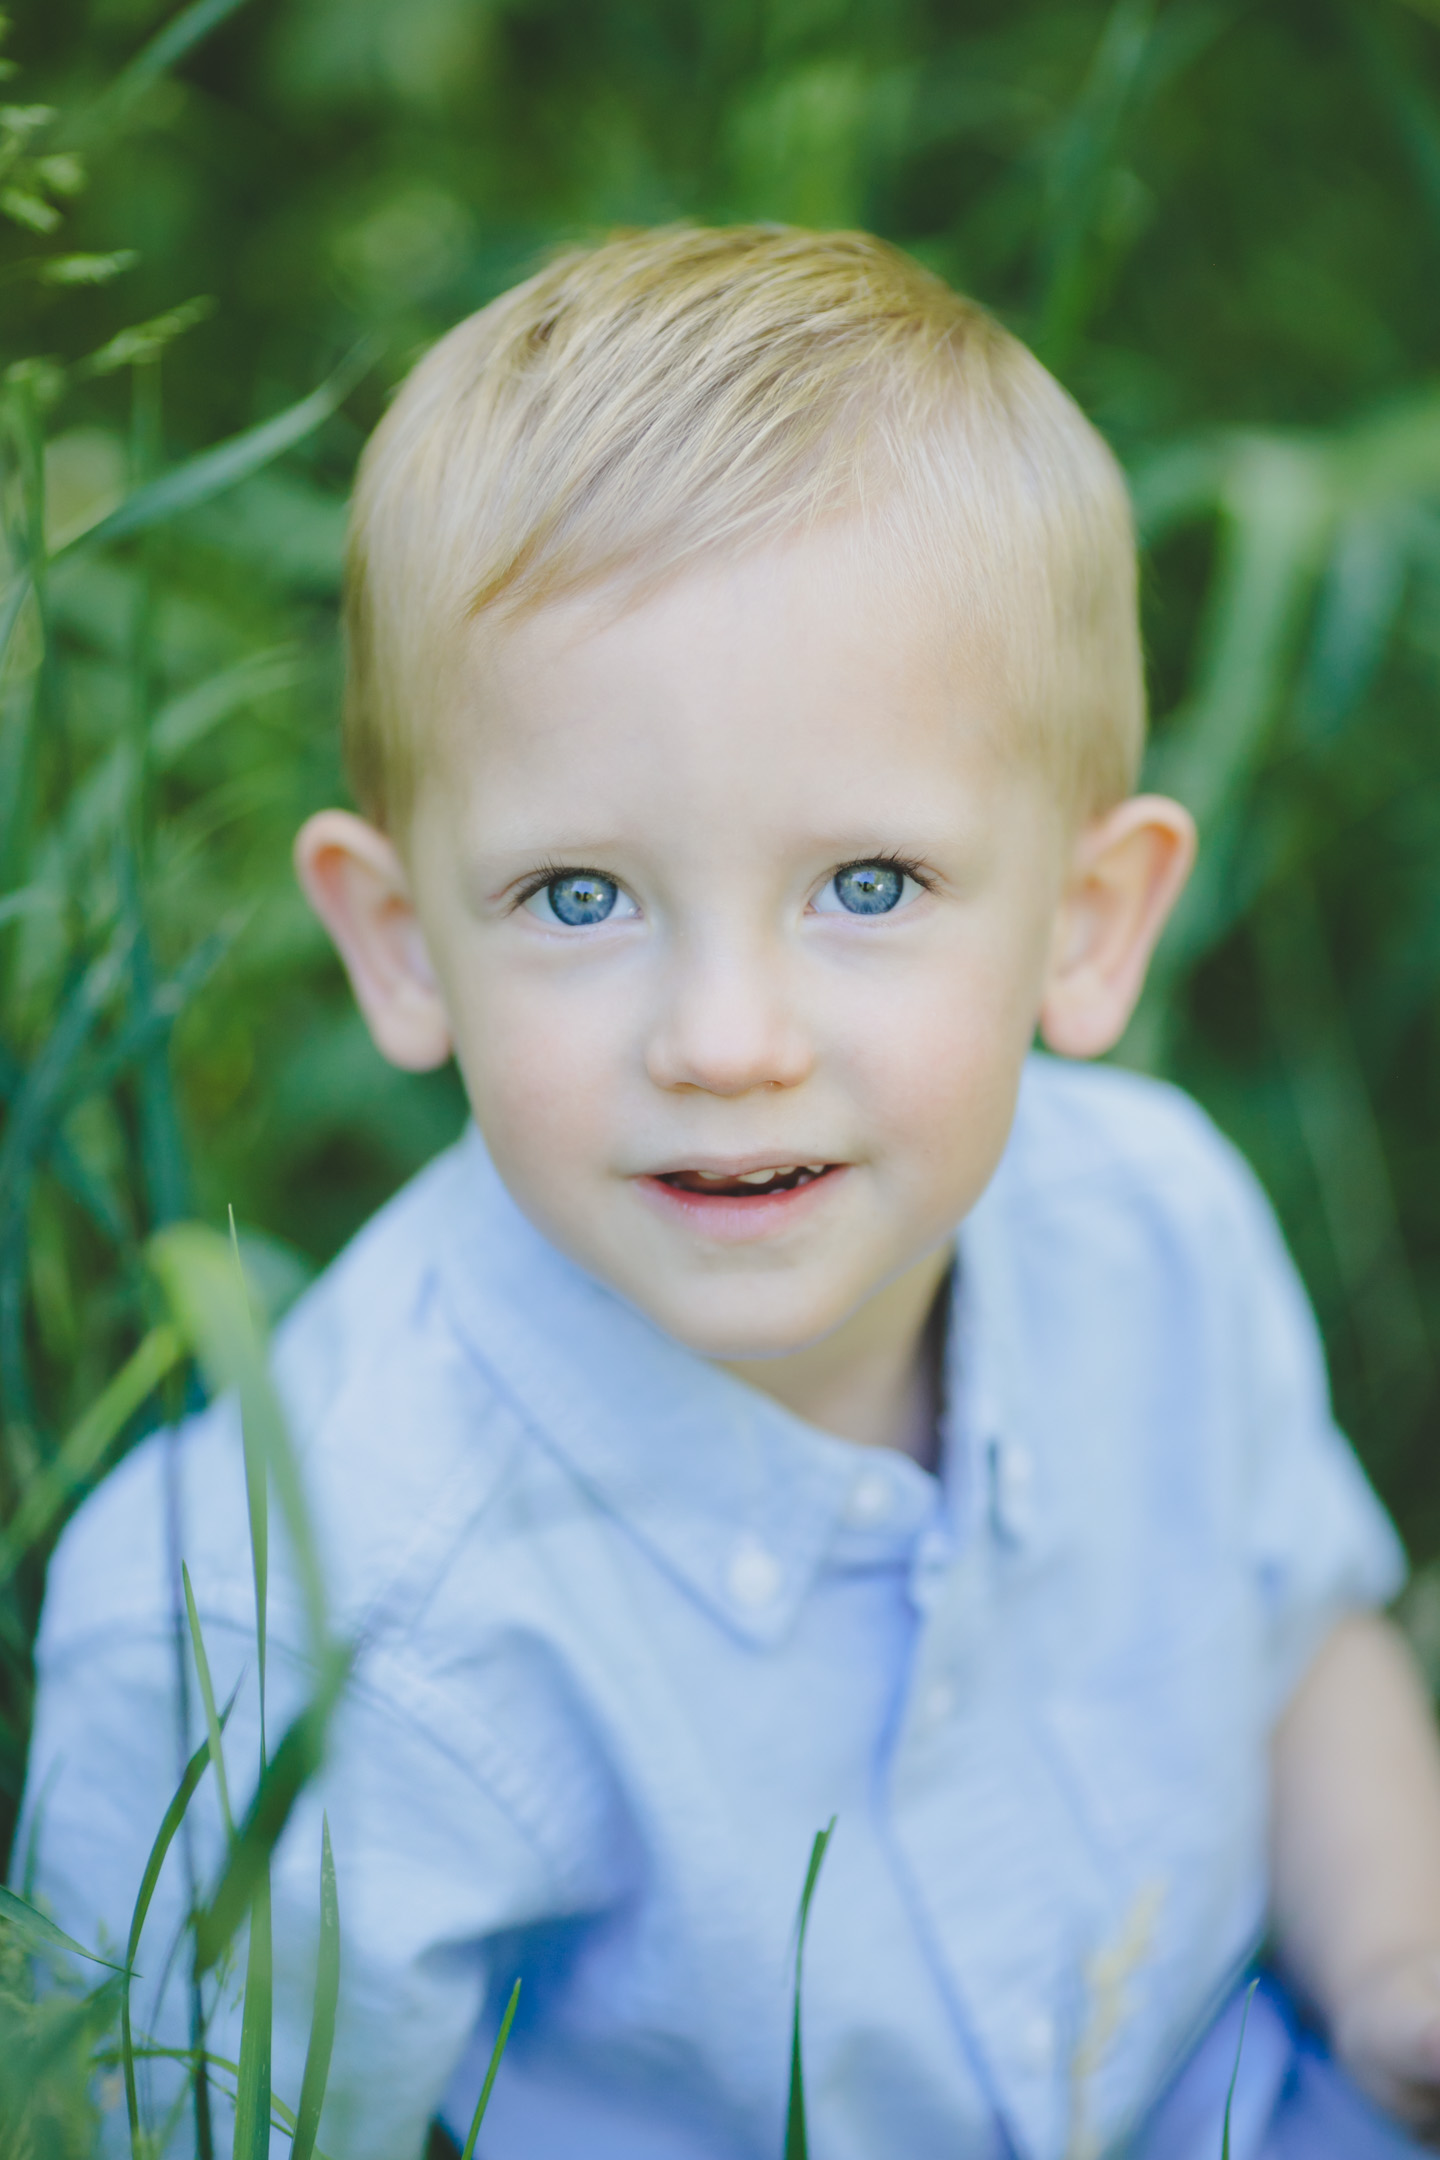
1018, 2011, 1054, 2071
993, 1438, 1036, 1540
726, 1537, 783, 1611
918, 1678, 956, 1728
915, 1526, 952, 1574
844, 1470, 894, 1526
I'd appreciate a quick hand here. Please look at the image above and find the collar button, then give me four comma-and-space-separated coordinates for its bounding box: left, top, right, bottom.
726, 1537, 783, 1611
1018, 2011, 1055, 2071
918, 1677, 957, 1729
992, 1438, 1036, 1542
844, 1469, 894, 1526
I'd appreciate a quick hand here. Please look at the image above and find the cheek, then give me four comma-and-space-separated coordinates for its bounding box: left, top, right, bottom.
448, 965, 627, 1175
831, 935, 1043, 1169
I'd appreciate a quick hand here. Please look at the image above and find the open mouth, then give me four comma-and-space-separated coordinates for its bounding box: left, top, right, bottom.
656, 1164, 833, 1199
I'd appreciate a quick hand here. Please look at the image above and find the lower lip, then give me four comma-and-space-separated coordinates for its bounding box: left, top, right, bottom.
634, 1167, 847, 1243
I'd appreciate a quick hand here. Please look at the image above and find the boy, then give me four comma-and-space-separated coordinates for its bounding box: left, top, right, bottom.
22, 226, 1440, 2158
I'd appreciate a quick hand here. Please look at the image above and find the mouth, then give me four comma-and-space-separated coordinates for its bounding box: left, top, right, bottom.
653, 1163, 834, 1199
634, 1159, 845, 1243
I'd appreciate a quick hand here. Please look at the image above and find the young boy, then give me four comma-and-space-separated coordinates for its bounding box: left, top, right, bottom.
22, 226, 1440, 2159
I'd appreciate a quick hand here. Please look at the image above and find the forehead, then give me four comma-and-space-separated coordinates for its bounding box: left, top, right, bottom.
429, 523, 1029, 833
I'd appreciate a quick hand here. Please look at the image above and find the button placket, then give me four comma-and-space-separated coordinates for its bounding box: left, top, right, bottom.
890, 1525, 1101, 2160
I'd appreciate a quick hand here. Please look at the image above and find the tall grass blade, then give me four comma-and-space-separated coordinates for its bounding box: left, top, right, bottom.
1341, 0, 1440, 239
1153, 438, 1332, 834
63, 342, 376, 558
82, 929, 232, 1102
152, 645, 308, 767
120, 1688, 238, 2153
110, 0, 255, 104
228, 1208, 270, 1754
0, 566, 32, 674
1, 1976, 126, 2111
232, 1867, 273, 2160
68, 0, 257, 146
0, 931, 132, 1440
2, 1091, 129, 1249
19, 1757, 60, 1899
0, 1321, 183, 1583
182, 1562, 232, 1839
784, 1818, 836, 2160
0, 1881, 128, 1974
149, 1222, 328, 1665
1220, 1978, 1259, 2160
460, 1978, 522, 2160
1035, 0, 1156, 359
193, 1649, 350, 1977
106, 2040, 317, 2143
1129, 434, 1227, 545
1256, 877, 1434, 1416
290, 1813, 340, 2160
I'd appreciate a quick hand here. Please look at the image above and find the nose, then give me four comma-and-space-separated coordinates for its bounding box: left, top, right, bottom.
645, 936, 813, 1096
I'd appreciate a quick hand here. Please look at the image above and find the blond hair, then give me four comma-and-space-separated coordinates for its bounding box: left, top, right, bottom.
345, 224, 1144, 829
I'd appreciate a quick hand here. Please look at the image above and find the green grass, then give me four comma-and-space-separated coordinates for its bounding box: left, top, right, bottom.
1220, 1980, 1260, 2160
2, 0, 1439, 2151
785, 1819, 836, 2160
459, 1979, 521, 2160
0, 1205, 508, 2155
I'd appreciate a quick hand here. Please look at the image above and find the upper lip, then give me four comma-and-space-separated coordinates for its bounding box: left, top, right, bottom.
640, 1155, 838, 1178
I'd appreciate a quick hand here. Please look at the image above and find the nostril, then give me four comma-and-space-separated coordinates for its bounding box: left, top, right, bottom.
645, 1002, 814, 1097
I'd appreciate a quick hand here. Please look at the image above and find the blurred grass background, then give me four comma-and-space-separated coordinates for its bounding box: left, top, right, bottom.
3, 0, 1440, 1863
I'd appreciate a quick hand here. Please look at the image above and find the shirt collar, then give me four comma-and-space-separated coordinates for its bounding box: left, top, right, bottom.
434, 1125, 1042, 1642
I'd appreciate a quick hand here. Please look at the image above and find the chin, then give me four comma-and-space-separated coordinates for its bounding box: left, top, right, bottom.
651, 1290, 852, 1364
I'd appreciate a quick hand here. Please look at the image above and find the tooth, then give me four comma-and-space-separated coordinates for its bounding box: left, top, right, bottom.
806, 1164, 826, 1175
739, 1167, 782, 1184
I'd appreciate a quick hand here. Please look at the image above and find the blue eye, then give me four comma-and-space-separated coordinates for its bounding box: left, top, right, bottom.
543, 872, 621, 925
826, 862, 906, 915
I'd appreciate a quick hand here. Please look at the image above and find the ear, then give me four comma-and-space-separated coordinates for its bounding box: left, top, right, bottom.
293, 810, 453, 1072
1039, 794, 1196, 1060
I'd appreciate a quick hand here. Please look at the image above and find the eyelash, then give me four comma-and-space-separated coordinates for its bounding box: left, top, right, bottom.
829, 851, 936, 897
510, 861, 602, 909
509, 853, 938, 910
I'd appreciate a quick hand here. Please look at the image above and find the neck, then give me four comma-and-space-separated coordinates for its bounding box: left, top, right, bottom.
720, 1245, 953, 1467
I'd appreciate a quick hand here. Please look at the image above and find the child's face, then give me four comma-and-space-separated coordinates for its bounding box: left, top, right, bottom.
301, 522, 1192, 1372
406, 530, 1066, 1360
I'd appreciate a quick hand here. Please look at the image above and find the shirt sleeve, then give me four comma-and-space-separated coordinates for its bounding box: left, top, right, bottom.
1223, 1143, 1408, 1716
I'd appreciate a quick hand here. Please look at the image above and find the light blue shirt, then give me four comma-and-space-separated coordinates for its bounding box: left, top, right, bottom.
21, 1056, 1403, 2160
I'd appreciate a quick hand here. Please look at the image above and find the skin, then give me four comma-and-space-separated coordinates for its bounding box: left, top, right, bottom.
296, 518, 1440, 2124
1273, 1615, 1440, 2138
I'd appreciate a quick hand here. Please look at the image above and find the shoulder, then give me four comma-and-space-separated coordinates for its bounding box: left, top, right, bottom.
986, 1056, 1305, 1413
38, 1129, 530, 1660
1001, 1052, 1270, 1250
988, 1057, 1358, 1507
269, 1126, 478, 1423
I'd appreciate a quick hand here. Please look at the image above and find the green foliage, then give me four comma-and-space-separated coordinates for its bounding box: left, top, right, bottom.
1220, 1979, 1259, 2160
118, 1694, 234, 2151
1, 1222, 349, 2158
0, 1915, 114, 2160
458, 1978, 521, 2160
2, 0, 1440, 2144
290, 1815, 340, 2160
785, 1818, 835, 2160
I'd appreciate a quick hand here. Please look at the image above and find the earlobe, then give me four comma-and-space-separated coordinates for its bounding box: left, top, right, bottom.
1039, 794, 1196, 1060
293, 810, 454, 1073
